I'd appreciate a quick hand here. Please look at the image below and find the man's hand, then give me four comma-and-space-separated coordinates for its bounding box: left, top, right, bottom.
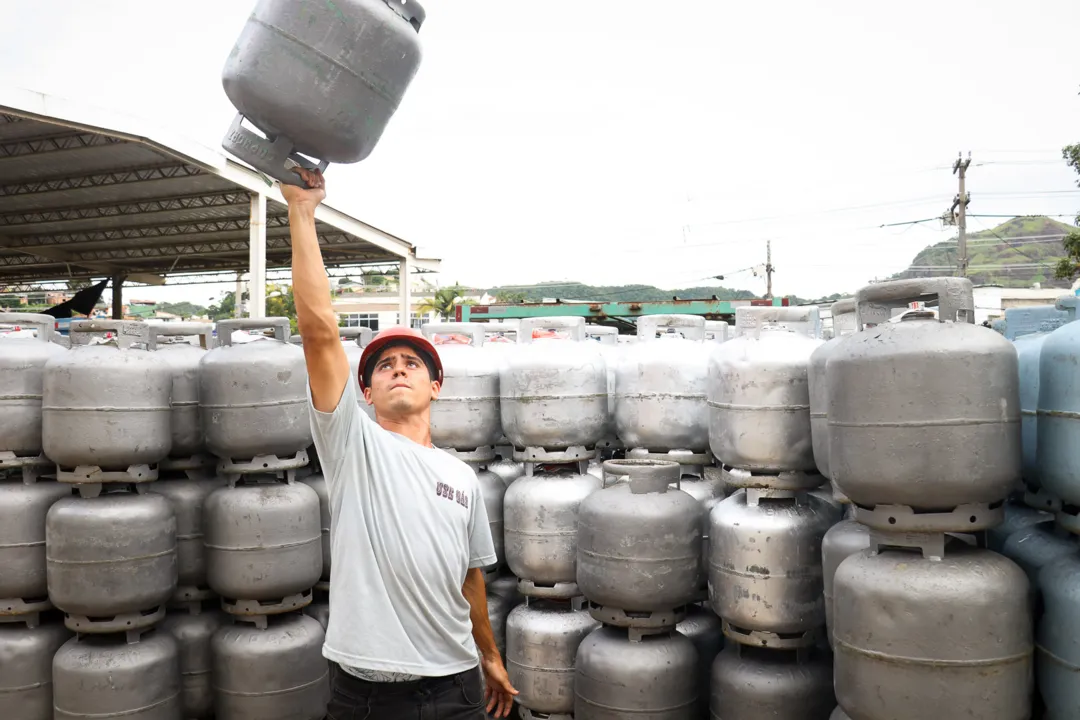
480, 652, 518, 718
280, 167, 326, 212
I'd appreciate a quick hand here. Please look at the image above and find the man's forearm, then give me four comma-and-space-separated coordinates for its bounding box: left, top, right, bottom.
289, 204, 336, 341
463, 568, 500, 660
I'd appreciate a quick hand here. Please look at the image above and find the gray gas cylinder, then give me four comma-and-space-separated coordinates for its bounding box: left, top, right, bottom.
506, 598, 599, 716
0, 313, 66, 461
160, 605, 227, 719
577, 459, 701, 623
211, 613, 330, 720
503, 464, 601, 598
834, 536, 1032, 720
500, 317, 609, 453
151, 475, 225, 601
710, 644, 834, 720
150, 323, 214, 461
42, 320, 172, 477
204, 474, 322, 612
423, 323, 503, 452
299, 472, 331, 584
0, 616, 71, 720
0, 474, 70, 613
614, 315, 711, 454
575, 626, 698, 720
221, 0, 425, 185
199, 318, 311, 469
46, 486, 178, 632
828, 278, 1020, 519
52, 629, 183, 720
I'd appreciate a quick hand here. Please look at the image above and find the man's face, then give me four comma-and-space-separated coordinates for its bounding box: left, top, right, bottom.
363, 344, 441, 419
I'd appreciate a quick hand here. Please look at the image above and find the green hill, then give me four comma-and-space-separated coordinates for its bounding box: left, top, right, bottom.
485, 281, 761, 303
894, 216, 1074, 288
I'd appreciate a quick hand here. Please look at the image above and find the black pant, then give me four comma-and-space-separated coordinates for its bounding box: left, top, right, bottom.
326, 662, 487, 720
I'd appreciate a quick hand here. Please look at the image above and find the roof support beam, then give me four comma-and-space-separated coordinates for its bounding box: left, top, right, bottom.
0, 231, 165, 285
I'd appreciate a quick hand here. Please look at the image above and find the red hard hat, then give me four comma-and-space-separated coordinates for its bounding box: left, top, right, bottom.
357, 326, 444, 391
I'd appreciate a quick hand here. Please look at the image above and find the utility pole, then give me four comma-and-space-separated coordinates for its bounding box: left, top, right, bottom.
950, 153, 973, 276
765, 240, 775, 300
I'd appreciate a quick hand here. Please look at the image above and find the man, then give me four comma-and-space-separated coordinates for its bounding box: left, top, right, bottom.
282, 167, 518, 719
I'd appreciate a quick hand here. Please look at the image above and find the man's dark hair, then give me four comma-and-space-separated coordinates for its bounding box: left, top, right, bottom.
362, 340, 439, 389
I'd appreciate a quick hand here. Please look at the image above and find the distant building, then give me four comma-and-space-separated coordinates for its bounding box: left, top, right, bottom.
331, 281, 492, 331
974, 283, 1080, 325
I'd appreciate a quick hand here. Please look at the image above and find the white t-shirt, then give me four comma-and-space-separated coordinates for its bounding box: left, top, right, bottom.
308, 379, 498, 676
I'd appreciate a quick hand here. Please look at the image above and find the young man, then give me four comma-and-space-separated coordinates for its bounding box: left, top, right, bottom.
282, 167, 518, 719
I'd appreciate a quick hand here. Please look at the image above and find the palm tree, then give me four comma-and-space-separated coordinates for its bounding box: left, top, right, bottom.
416, 284, 475, 320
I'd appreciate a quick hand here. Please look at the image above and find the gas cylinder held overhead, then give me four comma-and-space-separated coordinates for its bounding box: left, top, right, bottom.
827, 277, 1021, 531
199, 318, 311, 473
500, 316, 609, 461
422, 322, 502, 455
150, 323, 215, 467
614, 315, 712, 456
0, 313, 66, 471
577, 459, 702, 628
221, 0, 425, 185
42, 320, 172, 482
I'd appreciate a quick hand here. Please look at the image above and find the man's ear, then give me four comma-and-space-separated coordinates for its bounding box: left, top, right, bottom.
363, 386, 374, 406
430, 379, 441, 401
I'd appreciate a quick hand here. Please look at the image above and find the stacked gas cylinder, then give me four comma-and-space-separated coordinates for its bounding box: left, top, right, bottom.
200, 317, 329, 720
0, 315, 331, 720
0, 313, 77, 720
707, 305, 839, 720
498, 316, 605, 720
999, 294, 1080, 718
421, 322, 522, 661
818, 278, 1033, 720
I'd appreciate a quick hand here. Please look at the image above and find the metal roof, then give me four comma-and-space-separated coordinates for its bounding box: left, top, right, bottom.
0, 87, 439, 289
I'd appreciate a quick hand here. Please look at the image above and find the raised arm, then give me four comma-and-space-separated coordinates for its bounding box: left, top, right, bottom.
281, 169, 350, 412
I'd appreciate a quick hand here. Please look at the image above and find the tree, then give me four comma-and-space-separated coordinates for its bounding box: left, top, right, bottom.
416, 284, 476, 320
496, 290, 528, 304
207, 291, 241, 321
266, 284, 298, 334
1054, 141, 1080, 280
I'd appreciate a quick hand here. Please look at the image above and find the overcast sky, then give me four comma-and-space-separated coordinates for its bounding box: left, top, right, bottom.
2, 0, 1079, 306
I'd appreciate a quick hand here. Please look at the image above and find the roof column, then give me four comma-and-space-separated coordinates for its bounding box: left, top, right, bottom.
248, 193, 267, 318
398, 255, 412, 328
